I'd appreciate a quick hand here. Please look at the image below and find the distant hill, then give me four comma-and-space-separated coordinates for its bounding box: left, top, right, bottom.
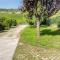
0, 9, 21, 12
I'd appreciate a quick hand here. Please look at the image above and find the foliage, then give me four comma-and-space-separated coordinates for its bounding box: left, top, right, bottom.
0, 12, 27, 24
8, 19, 17, 27
20, 25, 60, 48
0, 17, 17, 31
50, 11, 60, 24
23, 0, 58, 20
27, 15, 36, 25
57, 21, 60, 29
0, 17, 6, 31
0, 12, 28, 31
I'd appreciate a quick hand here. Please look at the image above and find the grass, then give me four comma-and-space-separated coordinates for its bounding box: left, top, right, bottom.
20, 25, 60, 48
21, 26, 37, 45
13, 25, 60, 60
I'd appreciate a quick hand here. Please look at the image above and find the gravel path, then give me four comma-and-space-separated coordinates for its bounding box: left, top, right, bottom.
0, 25, 28, 60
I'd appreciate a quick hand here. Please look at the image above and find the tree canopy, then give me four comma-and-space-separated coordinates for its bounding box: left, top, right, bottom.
23, 0, 60, 38
23, 0, 60, 17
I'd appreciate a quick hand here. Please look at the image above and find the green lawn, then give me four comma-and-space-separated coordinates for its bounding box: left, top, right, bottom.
20, 25, 60, 48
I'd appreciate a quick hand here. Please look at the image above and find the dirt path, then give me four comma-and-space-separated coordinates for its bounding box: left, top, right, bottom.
0, 25, 28, 60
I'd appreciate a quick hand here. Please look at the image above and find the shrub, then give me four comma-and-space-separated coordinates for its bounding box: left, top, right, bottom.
29, 21, 34, 25
0, 17, 17, 31
57, 21, 60, 29
11, 19, 17, 26
6, 19, 17, 28
46, 19, 51, 26
0, 17, 6, 31
3, 19, 10, 30
0, 22, 5, 31
41, 18, 51, 26
0, 17, 6, 22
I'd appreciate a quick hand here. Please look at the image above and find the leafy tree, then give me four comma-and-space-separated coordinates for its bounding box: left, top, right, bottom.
23, 0, 60, 38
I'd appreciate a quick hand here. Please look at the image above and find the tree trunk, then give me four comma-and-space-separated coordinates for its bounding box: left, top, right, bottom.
36, 19, 40, 39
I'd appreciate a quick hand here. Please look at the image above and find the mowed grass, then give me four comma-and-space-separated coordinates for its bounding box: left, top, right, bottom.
20, 25, 60, 48
0, 12, 27, 24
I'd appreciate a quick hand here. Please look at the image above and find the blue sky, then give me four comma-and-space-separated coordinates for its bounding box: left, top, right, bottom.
0, 0, 23, 9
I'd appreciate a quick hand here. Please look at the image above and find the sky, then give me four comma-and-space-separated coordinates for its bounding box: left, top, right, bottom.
0, 0, 23, 9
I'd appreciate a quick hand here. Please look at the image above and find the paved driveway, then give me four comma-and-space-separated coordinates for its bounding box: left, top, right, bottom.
0, 25, 28, 60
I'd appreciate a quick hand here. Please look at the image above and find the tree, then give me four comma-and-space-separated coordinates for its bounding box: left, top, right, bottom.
23, 0, 60, 39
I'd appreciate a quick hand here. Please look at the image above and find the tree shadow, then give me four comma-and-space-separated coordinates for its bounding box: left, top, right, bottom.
41, 29, 60, 35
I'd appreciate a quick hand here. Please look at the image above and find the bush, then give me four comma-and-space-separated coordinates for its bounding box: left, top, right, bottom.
0, 22, 5, 31
41, 18, 51, 26
0, 17, 11, 30
29, 21, 34, 25
0, 17, 17, 31
11, 19, 17, 26
5, 19, 17, 29
46, 19, 51, 26
57, 21, 60, 29
8, 19, 17, 27
3, 19, 11, 30
0, 17, 6, 22
0, 17, 6, 31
